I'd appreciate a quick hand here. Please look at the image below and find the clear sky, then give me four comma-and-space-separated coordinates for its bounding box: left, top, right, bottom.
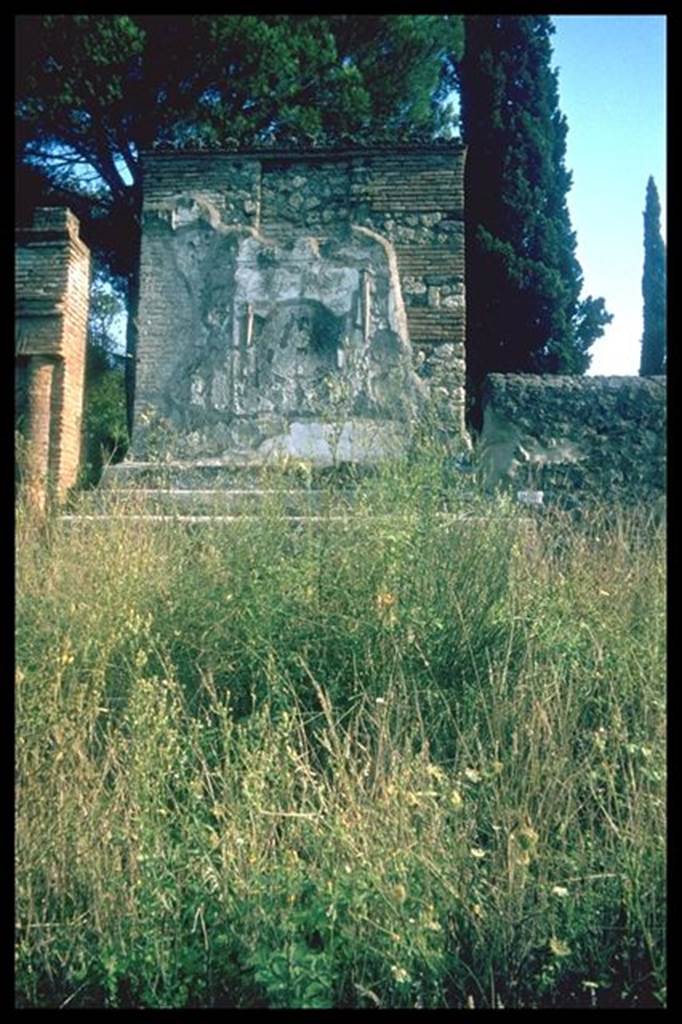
550, 14, 667, 375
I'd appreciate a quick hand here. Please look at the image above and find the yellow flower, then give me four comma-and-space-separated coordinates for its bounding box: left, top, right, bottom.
449, 789, 464, 810
375, 591, 398, 627
392, 883, 407, 905
549, 937, 571, 958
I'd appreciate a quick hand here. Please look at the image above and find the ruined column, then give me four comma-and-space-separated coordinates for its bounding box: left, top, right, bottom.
23, 356, 56, 511
15, 208, 91, 509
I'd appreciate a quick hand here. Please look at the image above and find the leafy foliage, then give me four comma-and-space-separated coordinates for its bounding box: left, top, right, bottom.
80, 275, 129, 486
16, 15, 463, 274
639, 177, 666, 375
456, 16, 612, 422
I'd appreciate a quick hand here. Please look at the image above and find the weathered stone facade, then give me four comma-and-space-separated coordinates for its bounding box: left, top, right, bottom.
478, 374, 667, 507
15, 208, 91, 509
120, 142, 467, 472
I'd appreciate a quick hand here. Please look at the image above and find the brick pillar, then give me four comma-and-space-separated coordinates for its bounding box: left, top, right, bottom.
15, 207, 91, 508
24, 355, 56, 511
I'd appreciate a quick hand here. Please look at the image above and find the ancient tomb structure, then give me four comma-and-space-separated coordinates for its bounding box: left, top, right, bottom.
15, 208, 91, 509
111, 141, 467, 481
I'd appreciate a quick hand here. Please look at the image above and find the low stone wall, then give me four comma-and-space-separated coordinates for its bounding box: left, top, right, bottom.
477, 374, 666, 507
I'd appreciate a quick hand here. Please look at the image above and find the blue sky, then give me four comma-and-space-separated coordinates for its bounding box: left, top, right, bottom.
550, 14, 667, 375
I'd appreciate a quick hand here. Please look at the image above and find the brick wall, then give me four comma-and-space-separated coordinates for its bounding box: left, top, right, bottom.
15, 208, 91, 508
135, 143, 467, 449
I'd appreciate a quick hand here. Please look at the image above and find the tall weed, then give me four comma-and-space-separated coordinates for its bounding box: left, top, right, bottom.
15, 461, 665, 1007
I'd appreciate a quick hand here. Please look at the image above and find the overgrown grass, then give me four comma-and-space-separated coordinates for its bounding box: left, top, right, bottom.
15, 453, 666, 1008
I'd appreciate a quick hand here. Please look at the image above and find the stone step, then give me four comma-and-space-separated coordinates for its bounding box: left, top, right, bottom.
58, 511, 508, 529
71, 487, 357, 516
100, 460, 376, 491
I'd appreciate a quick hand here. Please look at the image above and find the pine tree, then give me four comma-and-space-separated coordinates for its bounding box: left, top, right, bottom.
640, 176, 666, 375
456, 15, 612, 423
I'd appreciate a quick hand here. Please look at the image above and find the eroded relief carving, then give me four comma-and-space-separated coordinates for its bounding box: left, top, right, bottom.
134, 199, 427, 464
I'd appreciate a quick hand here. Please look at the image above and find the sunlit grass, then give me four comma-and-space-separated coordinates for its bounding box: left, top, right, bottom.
15, 452, 666, 1007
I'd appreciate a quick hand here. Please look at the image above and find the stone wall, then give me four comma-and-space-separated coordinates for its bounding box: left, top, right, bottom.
128, 142, 466, 466
15, 208, 91, 508
477, 374, 666, 507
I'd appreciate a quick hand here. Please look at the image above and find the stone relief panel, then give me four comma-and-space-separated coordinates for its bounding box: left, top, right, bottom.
135, 201, 427, 463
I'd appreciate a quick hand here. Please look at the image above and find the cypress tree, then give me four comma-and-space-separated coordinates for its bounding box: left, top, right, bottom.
457, 15, 612, 424
640, 176, 666, 375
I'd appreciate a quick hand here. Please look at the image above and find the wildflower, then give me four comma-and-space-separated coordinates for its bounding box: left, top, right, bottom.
449, 789, 464, 810
463, 768, 482, 784
375, 590, 398, 627
549, 937, 571, 958
375, 697, 386, 706
375, 590, 397, 610
391, 965, 410, 985
423, 918, 442, 932
392, 883, 407, 905
593, 727, 607, 750
552, 885, 569, 898
470, 847, 486, 860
